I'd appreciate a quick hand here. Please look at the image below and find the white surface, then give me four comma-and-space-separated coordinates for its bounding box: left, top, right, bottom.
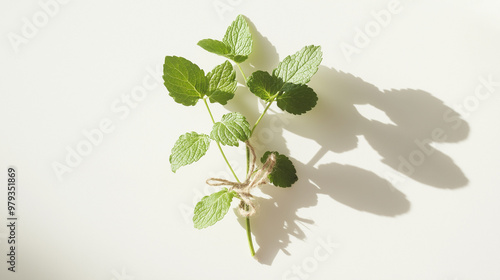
1, 0, 500, 279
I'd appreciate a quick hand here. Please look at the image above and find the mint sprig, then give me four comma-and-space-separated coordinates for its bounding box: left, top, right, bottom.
198, 14, 252, 63
162, 15, 322, 258
247, 46, 322, 115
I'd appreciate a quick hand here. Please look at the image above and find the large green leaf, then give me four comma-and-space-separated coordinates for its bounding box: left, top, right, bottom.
163, 56, 208, 106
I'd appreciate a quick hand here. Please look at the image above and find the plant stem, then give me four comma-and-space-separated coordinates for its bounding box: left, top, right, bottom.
245, 205, 255, 257
203, 98, 241, 183
204, 97, 255, 256
242, 96, 278, 258
251, 95, 278, 135
218, 142, 241, 183
244, 143, 255, 257
236, 63, 247, 82
203, 97, 216, 123
204, 76, 262, 257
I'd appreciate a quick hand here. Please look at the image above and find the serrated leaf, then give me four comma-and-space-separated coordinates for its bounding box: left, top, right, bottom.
222, 15, 252, 63
207, 61, 237, 93
170, 132, 211, 172
197, 39, 231, 56
206, 61, 237, 105
198, 15, 253, 63
163, 56, 208, 106
277, 84, 318, 115
193, 188, 236, 229
261, 151, 298, 188
272, 45, 322, 85
210, 112, 251, 146
247, 70, 283, 101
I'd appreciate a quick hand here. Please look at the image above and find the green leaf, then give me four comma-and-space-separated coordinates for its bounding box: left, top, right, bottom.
163, 56, 208, 106
223, 15, 252, 63
208, 90, 234, 105
272, 45, 322, 85
193, 188, 237, 229
198, 15, 253, 63
170, 132, 211, 172
228, 55, 249, 64
277, 84, 318, 115
261, 151, 298, 188
206, 61, 237, 105
247, 71, 283, 101
210, 112, 251, 146
197, 39, 231, 56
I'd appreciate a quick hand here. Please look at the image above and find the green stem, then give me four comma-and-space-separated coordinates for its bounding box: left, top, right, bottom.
204, 70, 261, 256
203, 98, 241, 183
250, 95, 278, 136
203, 97, 216, 123
204, 97, 254, 256
246, 208, 255, 257
217, 142, 240, 183
243, 95, 278, 258
244, 144, 254, 257
236, 63, 247, 82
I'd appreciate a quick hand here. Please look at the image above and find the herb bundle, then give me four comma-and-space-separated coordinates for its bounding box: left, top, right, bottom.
162, 15, 322, 256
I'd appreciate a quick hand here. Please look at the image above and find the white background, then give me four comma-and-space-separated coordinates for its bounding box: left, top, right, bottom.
1, 0, 500, 279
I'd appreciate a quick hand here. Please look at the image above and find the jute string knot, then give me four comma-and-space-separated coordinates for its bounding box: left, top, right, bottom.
206, 141, 276, 217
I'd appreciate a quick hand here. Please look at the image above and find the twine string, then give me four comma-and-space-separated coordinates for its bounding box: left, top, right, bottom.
206, 141, 276, 217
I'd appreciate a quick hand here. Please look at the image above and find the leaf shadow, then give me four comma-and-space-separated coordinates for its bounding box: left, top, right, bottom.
227, 18, 470, 266
301, 66, 470, 188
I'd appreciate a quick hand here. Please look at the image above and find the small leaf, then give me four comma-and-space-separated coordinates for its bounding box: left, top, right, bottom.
193, 188, 237, 229
247, 70, 283, 101
210, 112, 251, 146
277, 84, 318, 115
228, 55, 249, 64
207, 90, 234, 105
163, 56, 208, 106
223, 15, 252, 63
198, 15, 253, 63
170, 132, 211, 172
206, 61, 237, 105
197, 39, 231, 56
272, 45, 322, 85
261, 151, 298, 188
